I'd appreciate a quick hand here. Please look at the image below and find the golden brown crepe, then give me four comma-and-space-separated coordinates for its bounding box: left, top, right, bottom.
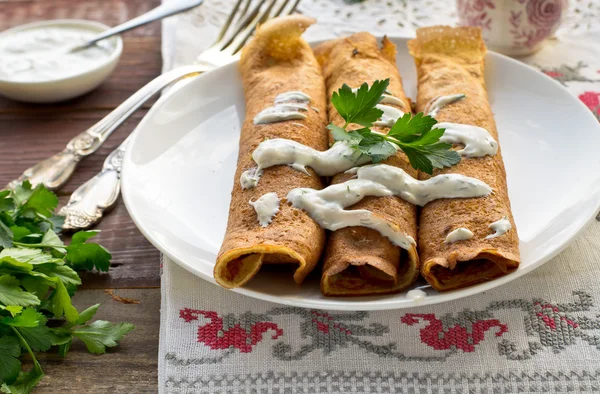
214, 16, 328, 289
314, 33, 420, 296
408, 26, 520, 291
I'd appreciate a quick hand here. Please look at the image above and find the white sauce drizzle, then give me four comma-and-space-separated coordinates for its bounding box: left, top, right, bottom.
425, 94, 466, 117
249, 192, 280, 227
486, 216, 511, 239
251, 139, 370, 178
380, 94, 405, 107
253, 91, 312, 125
406, 289, 427, 302
274, 91, 311, 103
374, 104, 405, 127
240, 168, 262, 190
444, 228, 474, 244
434, 122, 499, 157
283, 164, 491, 250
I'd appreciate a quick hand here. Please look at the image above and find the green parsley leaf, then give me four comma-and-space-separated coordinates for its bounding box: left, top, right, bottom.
76, 304, 99, 326
0, 276, 39, 307
387, 112, 438, 142
11, 182, 32, 207
401, 143, 461, 174
358, 141, 397, 163
0, 248, 62, 266
71, 321, 134, 354
0, 308, 43, 328
0, 191, 15, 213
21, 185, 58, 219
0, 257, 33, 275
35, 265, 80, 288
327, 124, 359, 144
330, 80, 389, 127
6, 326, 44, 394
0, 221, 13, 249
18, 277, 49, 300
70, 230, 99, 245
66, 243, 111, 272
15, 324, 52, 353
39, 230, 66, 254
0, 336, 21, 385
2, 306, 22, 317
49, 280, 79, 324
57, 340, 72, 358
8, 228, 31, 243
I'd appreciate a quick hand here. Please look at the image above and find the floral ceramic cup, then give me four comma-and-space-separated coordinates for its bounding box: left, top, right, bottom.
456, 0, 568, 56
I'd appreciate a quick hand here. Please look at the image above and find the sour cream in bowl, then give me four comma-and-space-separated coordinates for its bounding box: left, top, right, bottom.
0, 19, 123, 103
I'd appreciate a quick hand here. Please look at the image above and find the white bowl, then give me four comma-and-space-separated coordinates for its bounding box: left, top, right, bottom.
0, 19, 123, 103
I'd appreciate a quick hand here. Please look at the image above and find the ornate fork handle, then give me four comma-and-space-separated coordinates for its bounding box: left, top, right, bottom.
59, 136, 132, 231
6, 64, 209, 191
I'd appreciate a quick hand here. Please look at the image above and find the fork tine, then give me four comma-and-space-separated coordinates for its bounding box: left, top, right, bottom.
215, 0, 269, 50
273, 0, 299, 17
272, 0, 289, 17
227, 0, 292, 55
280, 0, 301, 16
237, 0, 253, 24
212, 0, 245, 45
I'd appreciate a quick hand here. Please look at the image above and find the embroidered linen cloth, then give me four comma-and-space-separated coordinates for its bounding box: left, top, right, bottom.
159, 1, 600, 392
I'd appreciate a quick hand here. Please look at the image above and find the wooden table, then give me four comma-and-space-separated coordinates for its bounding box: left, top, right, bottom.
0, 0, 163, 392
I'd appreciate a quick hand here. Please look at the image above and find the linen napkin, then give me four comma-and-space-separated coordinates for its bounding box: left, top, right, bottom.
159, 0, 600, 392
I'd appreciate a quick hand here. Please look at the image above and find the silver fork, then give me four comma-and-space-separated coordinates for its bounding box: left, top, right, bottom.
28, 0, 300, 231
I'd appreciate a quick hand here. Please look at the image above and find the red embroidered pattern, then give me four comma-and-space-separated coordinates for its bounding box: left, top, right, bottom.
180, 308, 283, 353
177, 292, 600, 362
400, 313, 508, 352
579, 91, 600, 121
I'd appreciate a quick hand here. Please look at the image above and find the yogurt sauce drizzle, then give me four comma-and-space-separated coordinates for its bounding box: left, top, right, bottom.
486, 216, 511, 239
240, 139, 371, 189
249, 192, 280, 227
253, 91, 311, 125
425, 94, 466, 117
240, 168, 261, 189
434, 122, 498, 157
374, 104, 405, 127
445, 228, 474, 244
282, 164, 492, 249
406, 289, 427, 302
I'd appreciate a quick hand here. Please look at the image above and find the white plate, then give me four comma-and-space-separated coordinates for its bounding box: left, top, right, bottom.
121, 36, 600, 311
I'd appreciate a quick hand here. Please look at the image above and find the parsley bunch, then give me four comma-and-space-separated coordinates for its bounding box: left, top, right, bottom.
327, 79, 461, 174
0, 181, 133, 393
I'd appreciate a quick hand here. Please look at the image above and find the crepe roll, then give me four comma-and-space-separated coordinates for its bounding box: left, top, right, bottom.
408, 26, 520, 291
314, 33, 420, 296
214, 16, 328, 288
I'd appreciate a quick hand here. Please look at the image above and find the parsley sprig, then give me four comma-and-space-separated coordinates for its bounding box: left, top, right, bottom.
0, 181, 133, 393
327, 79, 461, 174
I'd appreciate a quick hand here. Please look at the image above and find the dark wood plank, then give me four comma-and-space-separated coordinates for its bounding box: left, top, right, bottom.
0, 0, 160, 36
25, 288, 160, 393
0, 110, 161, 288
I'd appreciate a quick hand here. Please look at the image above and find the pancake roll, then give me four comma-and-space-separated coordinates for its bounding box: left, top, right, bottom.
214, 16, 328, 288
314, 33, 420, 296
408, 26, 520, 291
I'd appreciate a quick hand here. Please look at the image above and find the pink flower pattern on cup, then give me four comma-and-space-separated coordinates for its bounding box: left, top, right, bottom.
457, 0, 568, 56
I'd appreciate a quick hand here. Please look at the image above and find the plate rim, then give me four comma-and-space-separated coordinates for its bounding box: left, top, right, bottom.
121, 35, 600, 311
